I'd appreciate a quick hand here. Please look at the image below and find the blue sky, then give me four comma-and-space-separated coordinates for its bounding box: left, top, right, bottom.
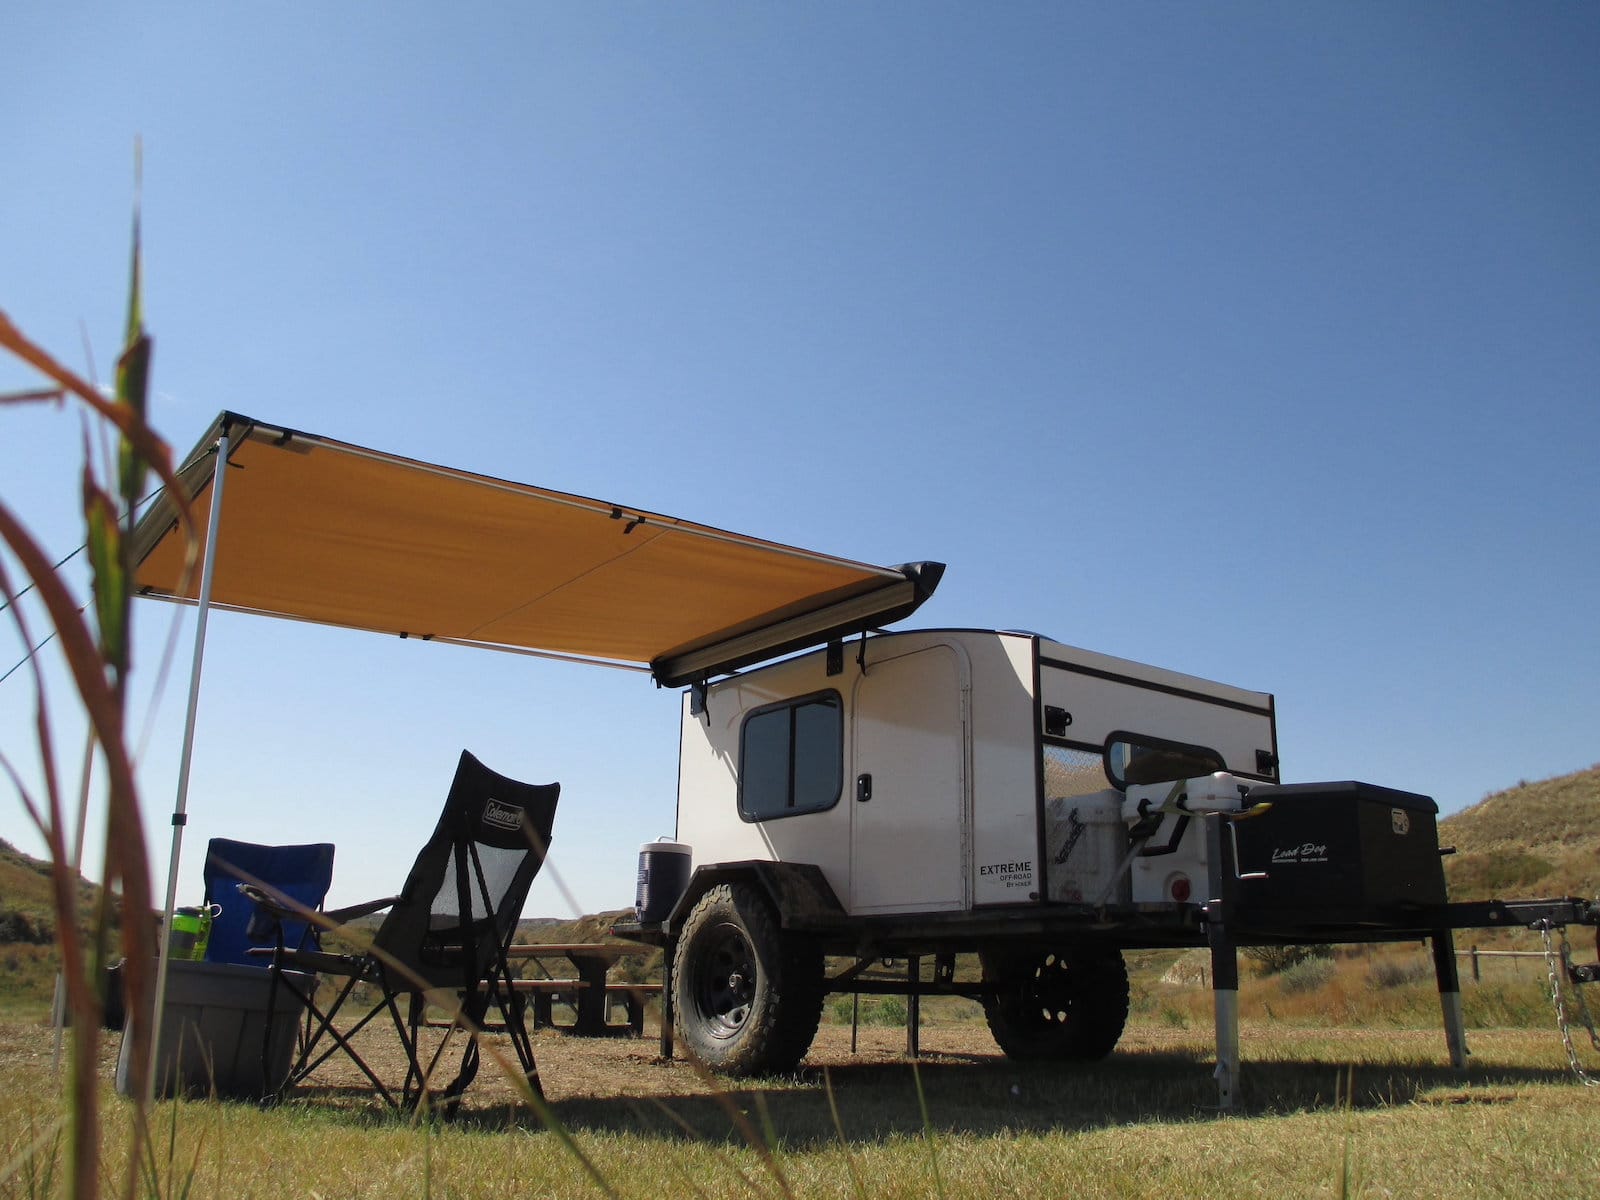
3, 4, 1596, 917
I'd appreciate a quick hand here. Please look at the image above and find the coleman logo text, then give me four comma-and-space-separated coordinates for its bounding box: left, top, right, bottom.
484, 799, 524, 832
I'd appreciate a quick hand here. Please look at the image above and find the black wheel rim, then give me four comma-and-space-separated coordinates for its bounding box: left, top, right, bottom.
690, 920, 758, 1040
998, 953, 1074, 1032
1028, 954, 1075, 1029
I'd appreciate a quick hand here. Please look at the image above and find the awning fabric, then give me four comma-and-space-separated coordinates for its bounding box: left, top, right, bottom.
131, 412, 942, 686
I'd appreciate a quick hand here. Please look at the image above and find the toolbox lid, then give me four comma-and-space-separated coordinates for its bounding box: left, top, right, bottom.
1246, 780, 1438, 814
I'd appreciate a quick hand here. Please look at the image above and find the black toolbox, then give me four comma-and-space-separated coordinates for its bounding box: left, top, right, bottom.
1232, 781, 1447, 916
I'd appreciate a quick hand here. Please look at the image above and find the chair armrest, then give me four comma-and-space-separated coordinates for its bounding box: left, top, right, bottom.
236, 883, 306, 923
237, 884, 398, 931
248, 947, 358, 975
321, 895, 403, 926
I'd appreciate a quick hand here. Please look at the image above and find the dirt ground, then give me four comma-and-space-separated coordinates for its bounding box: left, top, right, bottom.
387, 1020, 995, 1105
309, 1019, 1019, 1105
0, 1014, 1019, 1110
7, 1011, 1510, 1118
7, 1013, 1580, 1136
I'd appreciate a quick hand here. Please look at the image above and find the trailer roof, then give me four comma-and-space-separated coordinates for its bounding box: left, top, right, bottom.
131, 412, 942, 686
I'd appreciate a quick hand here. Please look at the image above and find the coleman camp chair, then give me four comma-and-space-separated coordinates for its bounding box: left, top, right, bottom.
203, 839, 336, 965
259, 751, 559, 1110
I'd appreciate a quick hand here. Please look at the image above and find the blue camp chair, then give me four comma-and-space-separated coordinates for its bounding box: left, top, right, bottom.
202, 839, 336, 965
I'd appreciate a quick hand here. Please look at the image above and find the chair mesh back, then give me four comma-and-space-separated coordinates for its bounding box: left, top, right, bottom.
374, 751, 559, 991
202, 839, 336, 965
431, 843, 526, 929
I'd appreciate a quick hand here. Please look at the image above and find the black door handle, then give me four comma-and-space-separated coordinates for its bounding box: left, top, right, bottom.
856, 773, 873, 802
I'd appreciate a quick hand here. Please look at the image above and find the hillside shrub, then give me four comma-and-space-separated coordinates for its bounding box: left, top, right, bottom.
1444, 850, 1554, 900
1244, 944, 1334, 974
830, 994, 910, 1026
1277, 957, 1337, 995
1368, 956, 1430, 989
0, 909, 54, 945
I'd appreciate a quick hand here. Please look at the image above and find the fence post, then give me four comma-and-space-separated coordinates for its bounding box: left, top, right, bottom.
1471, 945, 1480, 983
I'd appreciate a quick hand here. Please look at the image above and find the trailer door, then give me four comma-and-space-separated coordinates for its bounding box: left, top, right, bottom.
849, 644, 968, 914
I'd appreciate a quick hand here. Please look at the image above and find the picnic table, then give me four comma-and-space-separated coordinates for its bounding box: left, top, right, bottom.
505, 942, 656, 1037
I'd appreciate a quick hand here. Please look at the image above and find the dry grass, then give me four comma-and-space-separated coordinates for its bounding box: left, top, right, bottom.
2, 768, 1596, 1197
1129, 939, 1563, 1033
3, 1011, 1599, 1198
1441, 764, 1600, 900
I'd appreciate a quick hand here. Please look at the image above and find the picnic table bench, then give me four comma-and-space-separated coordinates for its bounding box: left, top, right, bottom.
505, 942, 657, 1037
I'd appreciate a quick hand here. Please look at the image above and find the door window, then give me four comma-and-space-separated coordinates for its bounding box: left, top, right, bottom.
738, 691, 843, 821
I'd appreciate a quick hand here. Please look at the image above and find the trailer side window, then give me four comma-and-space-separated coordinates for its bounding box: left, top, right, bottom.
739, 692, 843, 821
1104, 732, 1224, 790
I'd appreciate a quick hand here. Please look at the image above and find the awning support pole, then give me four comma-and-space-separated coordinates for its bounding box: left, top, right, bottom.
146, 427, 231, 1101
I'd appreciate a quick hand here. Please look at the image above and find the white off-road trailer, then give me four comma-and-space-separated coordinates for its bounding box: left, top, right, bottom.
675, 628, 1278, 916
633, 626, 1598, 1107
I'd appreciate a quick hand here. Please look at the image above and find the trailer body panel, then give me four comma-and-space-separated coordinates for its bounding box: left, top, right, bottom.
675, 629, 1278, 919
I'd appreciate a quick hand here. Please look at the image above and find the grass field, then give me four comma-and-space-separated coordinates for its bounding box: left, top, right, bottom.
2, 768, 1596, 1197
3, 994, 1598, 1199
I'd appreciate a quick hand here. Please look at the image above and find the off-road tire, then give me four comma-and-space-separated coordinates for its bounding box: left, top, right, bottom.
980, 947, 1129, 1061
673, 882, 825, 1076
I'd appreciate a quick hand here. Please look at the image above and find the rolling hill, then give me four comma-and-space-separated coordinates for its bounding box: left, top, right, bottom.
1437, 763, 1600, 901
0, 837, 105, 944
0, 838, 111, 1013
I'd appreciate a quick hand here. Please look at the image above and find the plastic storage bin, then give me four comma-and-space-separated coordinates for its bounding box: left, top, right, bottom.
115, 959, 315, 1100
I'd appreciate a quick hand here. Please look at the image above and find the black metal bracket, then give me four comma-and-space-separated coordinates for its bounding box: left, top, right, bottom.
1442, 898, 1600, 932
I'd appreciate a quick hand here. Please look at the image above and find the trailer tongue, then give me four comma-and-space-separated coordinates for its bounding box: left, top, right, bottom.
1184, 794, 1597, 1105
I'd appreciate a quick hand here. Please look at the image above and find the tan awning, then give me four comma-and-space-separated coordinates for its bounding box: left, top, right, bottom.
132, 412, 942, 686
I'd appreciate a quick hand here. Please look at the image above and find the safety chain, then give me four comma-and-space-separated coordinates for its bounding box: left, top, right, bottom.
1537, 920, 1600, 1086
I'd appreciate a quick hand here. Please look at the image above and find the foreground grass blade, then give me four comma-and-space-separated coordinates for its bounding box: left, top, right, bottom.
0, 160, 182, 1200
822, 1066, 868, 1200
681, 1055, 793, 1200
910, 1060, 946, 1200
643, 1099, 758, 1200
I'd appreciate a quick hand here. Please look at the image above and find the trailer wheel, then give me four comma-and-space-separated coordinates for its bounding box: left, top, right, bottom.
980, 947, 1129, 1061
672, 882, 824, 1076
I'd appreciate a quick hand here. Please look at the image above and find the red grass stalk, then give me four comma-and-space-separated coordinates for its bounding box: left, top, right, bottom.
0, 182, 185, 1196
